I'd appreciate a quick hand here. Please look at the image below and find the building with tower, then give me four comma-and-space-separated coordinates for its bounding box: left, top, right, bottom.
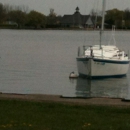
61, 7, 95, 28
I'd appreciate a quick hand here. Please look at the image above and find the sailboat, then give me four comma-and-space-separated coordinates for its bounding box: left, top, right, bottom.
76, 0, 130, 78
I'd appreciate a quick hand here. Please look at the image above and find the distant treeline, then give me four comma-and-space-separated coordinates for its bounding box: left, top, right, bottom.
105, 8, 130, 29
0, 3, 130, 29
0, 3, 62, 29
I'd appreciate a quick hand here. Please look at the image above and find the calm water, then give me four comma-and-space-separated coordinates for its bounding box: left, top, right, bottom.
0, 29, 130, 99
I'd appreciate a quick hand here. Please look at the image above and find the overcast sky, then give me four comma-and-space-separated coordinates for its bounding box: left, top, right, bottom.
0, 0, 130, 16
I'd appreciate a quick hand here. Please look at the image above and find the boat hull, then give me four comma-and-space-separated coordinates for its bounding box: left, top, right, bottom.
77, 57, 130, 78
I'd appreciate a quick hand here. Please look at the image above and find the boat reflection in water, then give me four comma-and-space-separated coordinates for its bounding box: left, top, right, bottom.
75, 78, 91, 98
75, 77, 129, 99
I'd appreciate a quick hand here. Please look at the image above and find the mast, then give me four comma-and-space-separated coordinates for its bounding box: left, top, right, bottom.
94, 0, 99, 29
100, 0, 106, 49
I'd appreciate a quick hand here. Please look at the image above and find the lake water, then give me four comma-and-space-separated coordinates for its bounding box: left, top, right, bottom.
0, 29, 130, 100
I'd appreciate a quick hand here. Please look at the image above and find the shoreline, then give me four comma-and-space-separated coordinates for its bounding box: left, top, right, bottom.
0, 93, 130, 107
0, 28, 130, 31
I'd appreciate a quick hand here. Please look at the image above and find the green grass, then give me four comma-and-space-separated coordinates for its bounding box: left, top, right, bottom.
0, 99, 130, 130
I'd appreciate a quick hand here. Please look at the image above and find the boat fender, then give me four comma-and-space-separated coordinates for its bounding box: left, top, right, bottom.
69, 72, 78, 78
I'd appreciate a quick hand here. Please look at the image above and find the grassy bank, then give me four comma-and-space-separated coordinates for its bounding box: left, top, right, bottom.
0, 99, 130, 130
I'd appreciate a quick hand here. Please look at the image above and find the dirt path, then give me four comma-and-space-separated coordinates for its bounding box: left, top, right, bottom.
0, 93, 130, 106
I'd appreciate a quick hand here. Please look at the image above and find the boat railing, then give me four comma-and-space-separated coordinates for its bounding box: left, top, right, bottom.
78, 45, 129, 60
128, 50, 130, 59
78, 45, 92, 57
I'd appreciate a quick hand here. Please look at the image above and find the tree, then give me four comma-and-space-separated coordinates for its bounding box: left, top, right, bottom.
105, 8, 124, 28
124, 8, 130, 20
0, 3, 6, 23
9, 10, 27, 28
90, 9, 102, 28
26, 10, 46, 29
47, 8, 57, 25
90, 9, 97, 17
124, 8, 130, 28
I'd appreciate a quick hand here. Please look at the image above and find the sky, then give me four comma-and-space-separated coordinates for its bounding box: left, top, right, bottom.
0, 0, 130, 16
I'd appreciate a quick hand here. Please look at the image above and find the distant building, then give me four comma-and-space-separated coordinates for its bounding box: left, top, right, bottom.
61, 7, 95, 28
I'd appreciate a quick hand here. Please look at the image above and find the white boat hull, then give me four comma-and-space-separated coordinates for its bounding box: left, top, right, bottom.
77, 57, 130, 78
